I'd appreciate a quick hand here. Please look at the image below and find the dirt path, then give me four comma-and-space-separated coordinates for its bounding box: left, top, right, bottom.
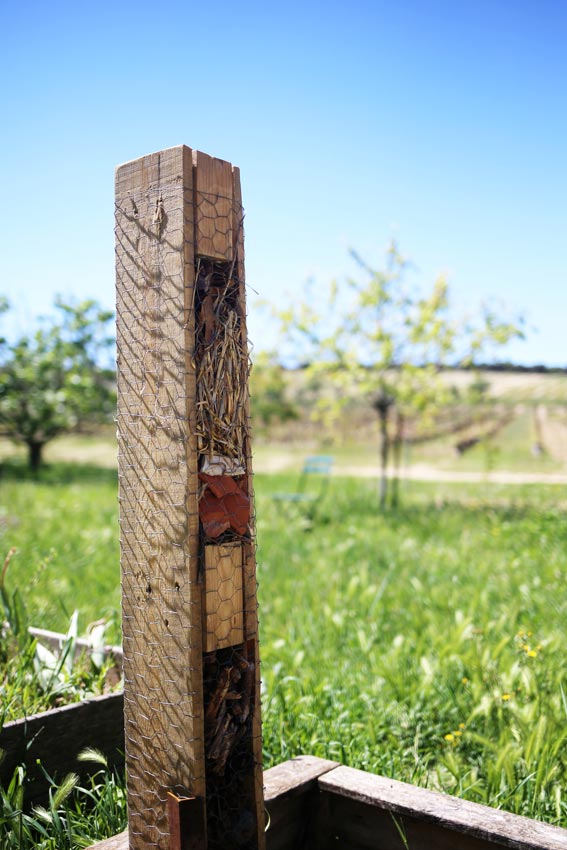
335, 463, 567, 485
254, 453, 567, 485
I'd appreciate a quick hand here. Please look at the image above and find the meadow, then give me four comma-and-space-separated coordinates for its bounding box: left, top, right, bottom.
1, 450, 566, 836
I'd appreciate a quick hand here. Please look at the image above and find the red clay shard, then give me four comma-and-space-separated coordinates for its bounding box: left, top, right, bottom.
199, 474, 250, 537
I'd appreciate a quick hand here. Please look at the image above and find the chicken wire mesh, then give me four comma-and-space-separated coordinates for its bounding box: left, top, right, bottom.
115, 146, 263, 850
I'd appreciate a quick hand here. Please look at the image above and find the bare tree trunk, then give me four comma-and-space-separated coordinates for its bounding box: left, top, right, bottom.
374, 391, 394, 510
27, 440, 44, 473
391, 409, 405, 509
379, 408, 389, 509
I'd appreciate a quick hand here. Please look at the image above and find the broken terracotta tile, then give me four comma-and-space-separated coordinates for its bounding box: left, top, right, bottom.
199, 474, 250, 538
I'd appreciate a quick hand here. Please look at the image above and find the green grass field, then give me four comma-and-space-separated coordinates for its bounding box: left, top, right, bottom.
1, 452, 566, 827
0, 462, 121, 641
258, 474, 567, 825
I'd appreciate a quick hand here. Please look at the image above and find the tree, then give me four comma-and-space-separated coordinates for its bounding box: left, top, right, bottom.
250, 351, 299, 434
275, 242, 523, 507
0, 298, 115, 471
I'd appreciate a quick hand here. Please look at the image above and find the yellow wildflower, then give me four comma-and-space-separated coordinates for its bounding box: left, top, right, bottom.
527, 649, 537, 658
444, 733, 455, 742
502, 693, 511, 701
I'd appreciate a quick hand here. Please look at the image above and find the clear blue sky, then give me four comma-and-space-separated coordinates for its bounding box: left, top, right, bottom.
2, 0, 566, 365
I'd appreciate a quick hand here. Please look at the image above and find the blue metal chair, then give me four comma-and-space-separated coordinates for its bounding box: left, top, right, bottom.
272, 455, 334, 505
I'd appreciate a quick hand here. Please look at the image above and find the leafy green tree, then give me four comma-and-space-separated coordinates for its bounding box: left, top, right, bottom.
250, 351, 298, 433
0, 298, 115, 471
276, 242, 523, 507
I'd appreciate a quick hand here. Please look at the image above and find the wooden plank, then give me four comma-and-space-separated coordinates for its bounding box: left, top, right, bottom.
0, 693, 124, 803
193, 151, 233, 260
204, 543, 244, 652
317, 793, 510, 850
89, 832, 128, 850
115, 145, 264, 849
319, 765, 567, 850
167, 792, 207, 850
264, 755, 339, 802
116, 144, 205, 850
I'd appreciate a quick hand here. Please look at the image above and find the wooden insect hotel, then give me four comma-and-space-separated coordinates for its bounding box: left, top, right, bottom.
114, 145, 263, 849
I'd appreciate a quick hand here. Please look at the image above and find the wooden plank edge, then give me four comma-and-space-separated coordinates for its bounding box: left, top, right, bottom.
319, 765, 567, 850
264, 755, 339, 802
88, 832, 128, 850
1, 691, 124, 738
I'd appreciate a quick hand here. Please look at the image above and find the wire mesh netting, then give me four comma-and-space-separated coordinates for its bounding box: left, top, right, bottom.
115, 147, 263, 850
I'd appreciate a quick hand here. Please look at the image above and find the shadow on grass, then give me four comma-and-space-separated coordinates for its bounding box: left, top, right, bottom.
0, 458, 118, 486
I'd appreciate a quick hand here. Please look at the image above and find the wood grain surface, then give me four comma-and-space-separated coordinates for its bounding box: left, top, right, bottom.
116, 145, 205, 849
193, 151, 233, 261
319, 765, 567, 850
203, 543, 244, 652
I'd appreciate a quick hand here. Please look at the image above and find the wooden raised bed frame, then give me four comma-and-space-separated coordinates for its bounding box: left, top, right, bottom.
90, 755, 567, 850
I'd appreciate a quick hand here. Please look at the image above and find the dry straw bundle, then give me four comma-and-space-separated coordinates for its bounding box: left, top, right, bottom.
194, 258, 250, 467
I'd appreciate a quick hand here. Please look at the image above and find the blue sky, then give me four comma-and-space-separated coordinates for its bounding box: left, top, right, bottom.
1, 0, 566, 365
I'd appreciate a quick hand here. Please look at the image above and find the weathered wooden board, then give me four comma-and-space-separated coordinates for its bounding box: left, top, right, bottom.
115, 145, 265, 849
319, 765, 567, 850
317, 793, 512, 850
0, 693, 124, 803
116, 145, 205, 849
193, 150, 234, 261
203, 543, 244, 652
90, 833, 128, 850
263, 756, 339, 850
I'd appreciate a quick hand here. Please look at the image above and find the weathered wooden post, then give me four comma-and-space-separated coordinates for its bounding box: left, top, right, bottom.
115, 146, 264, 850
